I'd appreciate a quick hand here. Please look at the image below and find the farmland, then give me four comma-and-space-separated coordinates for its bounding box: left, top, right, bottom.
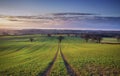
0, 35, 58, 76
0, 35, 120, 76
62, 37, 120, 75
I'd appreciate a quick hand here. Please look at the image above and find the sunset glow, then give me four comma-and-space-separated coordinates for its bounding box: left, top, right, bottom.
0, 0, 120, 30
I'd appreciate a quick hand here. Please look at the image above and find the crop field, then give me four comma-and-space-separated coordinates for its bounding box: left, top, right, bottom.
62, 37, 120, 76
0, 35, 120, 76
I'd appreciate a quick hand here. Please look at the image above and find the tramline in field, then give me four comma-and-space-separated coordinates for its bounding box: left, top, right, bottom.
0, 35, 120, 76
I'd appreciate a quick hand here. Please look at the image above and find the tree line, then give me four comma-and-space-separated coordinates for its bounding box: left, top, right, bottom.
80, 34, 103, 43
28, 33, 120, 43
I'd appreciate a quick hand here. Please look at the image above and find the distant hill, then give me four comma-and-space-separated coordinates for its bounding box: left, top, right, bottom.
0, 29, 120, 37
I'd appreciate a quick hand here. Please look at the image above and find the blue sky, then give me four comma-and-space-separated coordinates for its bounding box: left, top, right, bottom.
0, 0, 120, 30
0, 0, 120, 16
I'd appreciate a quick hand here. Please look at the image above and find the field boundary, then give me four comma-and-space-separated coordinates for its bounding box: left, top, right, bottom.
101, 42, 120, 45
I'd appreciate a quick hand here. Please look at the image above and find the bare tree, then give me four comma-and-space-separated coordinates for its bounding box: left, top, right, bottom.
81, 34, 90, 42
96, 36, 102, 43
90, 35, 102, 43
116, 35, 120, 42
47, 34, 51, 37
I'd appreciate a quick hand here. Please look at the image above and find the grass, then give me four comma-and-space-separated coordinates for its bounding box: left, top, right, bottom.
0, 35, 58, 76
0, 35, 120, 76
50, 51, 68, 76
62, 36, 120, 75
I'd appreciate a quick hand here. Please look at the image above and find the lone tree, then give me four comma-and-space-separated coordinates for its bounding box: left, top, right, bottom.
30, 38, 34, 42
96, 36, 102, 43
116, 35, 120, 42
58, 36, 64, 43
81, 34, 90, 42
47, 34, 51, 37
90, 35, 96, 42
90, 35, 102, 43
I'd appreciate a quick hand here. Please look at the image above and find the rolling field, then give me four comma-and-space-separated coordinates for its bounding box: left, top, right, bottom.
62, 37, 120, 76
0, 35, 120, 76
0, 35, 58, 76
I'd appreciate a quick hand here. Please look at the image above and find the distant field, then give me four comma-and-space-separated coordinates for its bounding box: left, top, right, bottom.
102, 37, 118, 43
0, 35, 120, 76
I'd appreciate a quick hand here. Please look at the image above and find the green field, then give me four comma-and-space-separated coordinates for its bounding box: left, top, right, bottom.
0, 35, 120, 76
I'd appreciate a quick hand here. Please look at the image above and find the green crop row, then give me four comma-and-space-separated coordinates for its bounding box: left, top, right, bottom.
50, 51, 68, 76
0, 36, 58, 76
0, 35, 120, 76
62, 36, 120, 76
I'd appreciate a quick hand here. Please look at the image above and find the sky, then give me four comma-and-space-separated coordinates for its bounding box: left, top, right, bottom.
0, 0, 120, 30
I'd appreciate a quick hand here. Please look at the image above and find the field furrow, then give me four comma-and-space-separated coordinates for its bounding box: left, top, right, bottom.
0, 36, 58, 76
62, 37, 120, 76
0, 35, 120, 76
49, 43, 68, 76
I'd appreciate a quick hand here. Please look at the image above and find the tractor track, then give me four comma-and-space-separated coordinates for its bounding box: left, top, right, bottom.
38, 42, 78, 76
60, 44, 78, 76
38, 43, 60, 76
